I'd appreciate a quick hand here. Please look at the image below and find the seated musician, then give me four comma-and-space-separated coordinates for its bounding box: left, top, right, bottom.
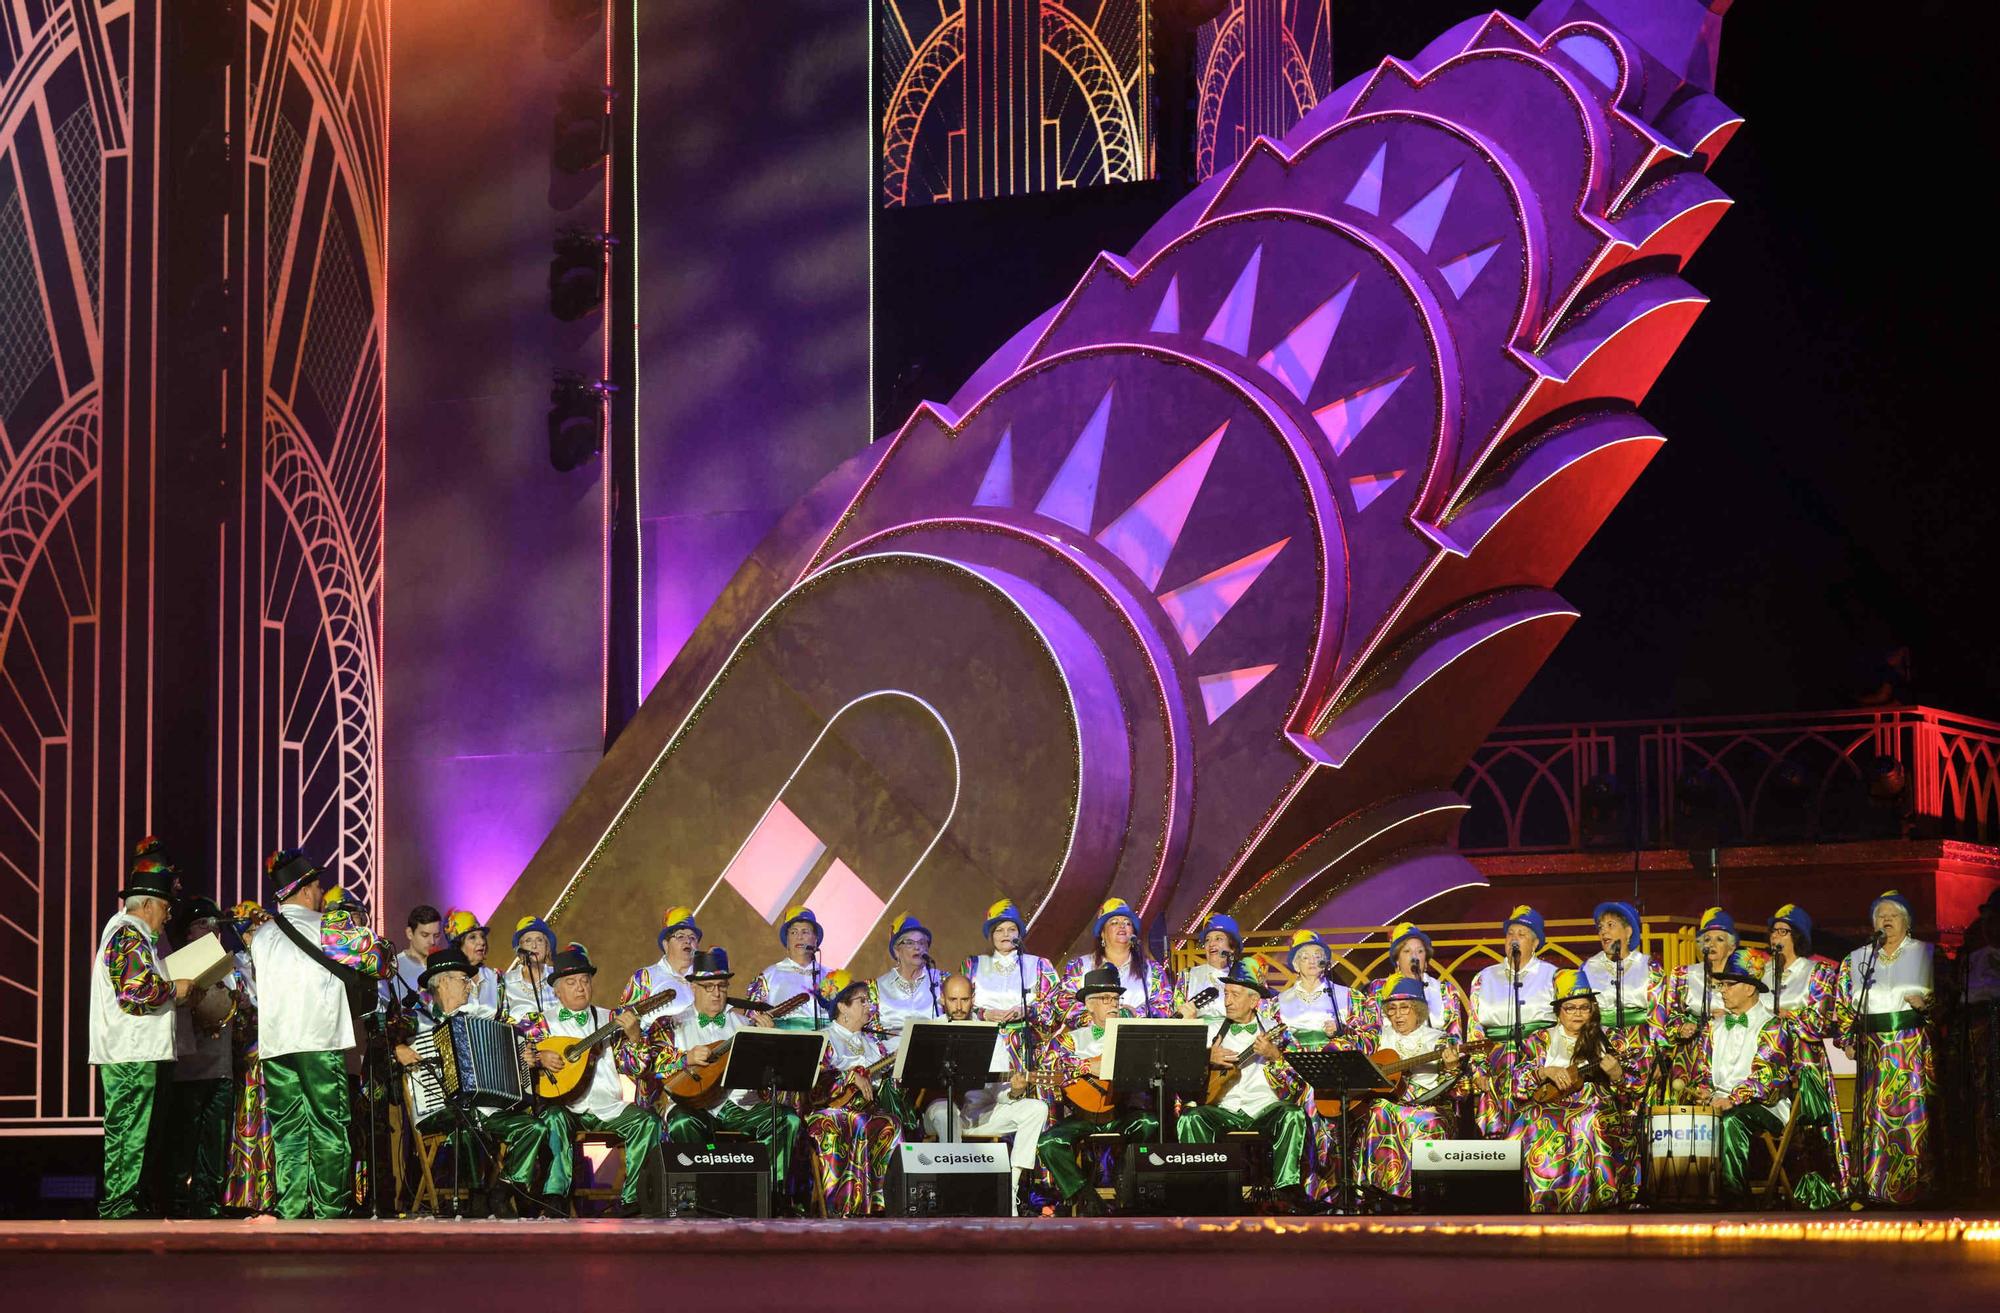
1352, 974, 1463, 1211
924, 973, 1049, 1216
1505, 968, 1632, 1214
802, 970, 904, 1217
1176, 960, 1316, 1213
519, 944, 663, 1217
394, 945, 566, 1216
1176, 914, 1243, 1021
1037, 965, 1161, 1216
1697, 949, 1840, 1208
655, 948, 807, 1214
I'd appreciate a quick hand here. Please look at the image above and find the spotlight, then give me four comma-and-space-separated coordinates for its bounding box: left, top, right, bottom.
547, 372, 612, 471
1865, 754, 1906, 802
548, 229, 612, 321
1580, 773, 1626, 849
1675, 765, 1725, 848
553, 79, 612, 174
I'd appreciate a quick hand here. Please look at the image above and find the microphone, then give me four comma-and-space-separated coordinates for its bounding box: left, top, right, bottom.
1872, 929, 1886, 948
1508, 942, 1520, 968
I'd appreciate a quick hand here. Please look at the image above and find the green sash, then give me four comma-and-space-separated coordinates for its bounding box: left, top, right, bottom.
1858, 1009, 1923, 1035
1482, 1020, 1552, 1042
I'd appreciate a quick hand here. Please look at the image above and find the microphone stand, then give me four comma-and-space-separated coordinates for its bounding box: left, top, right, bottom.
1510, 943, 1524, 1128
1850, 931, 1883, 1204
1768, 942, 1788, 1208
923, 952, 942, 1018
810, 946, 823, 1031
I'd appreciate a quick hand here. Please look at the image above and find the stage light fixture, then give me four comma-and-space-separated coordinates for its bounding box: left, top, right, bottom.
1865, 753, 1906, 801
548, 228, 612, 321
547, 371, 612, 472
1580, 773, 1626, 849
552, 79, 612, 174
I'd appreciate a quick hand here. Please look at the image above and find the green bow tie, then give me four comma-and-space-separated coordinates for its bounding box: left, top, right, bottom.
1722, 1012, 1750, 1030
696, 1012, 728, 1028
1089, 1024, 1107, 1041
559, 1007, 592, 1025
1227, 1021, 1260, 1036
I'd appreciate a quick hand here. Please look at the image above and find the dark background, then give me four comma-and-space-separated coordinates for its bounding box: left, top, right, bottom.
874, 0, 1994, 725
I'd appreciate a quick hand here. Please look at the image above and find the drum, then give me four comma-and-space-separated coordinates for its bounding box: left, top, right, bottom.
1647, 1104, 1717, 1205
192, 983, 236, 1032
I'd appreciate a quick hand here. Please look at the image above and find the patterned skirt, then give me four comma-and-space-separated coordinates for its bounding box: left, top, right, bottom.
222, 1053, 275, 1213
1511, 1095, 1619, 1214
1852, 1020, 1934, 1205
803, 1104, 902, 1218
1353, 1099, 1453, 1200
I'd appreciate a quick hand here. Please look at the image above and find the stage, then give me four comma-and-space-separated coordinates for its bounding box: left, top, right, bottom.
4, 1216, 1997, 1306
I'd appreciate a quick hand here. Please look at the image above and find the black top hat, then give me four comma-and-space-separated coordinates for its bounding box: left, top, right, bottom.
547, 944, 597, 982
418, 946, 477, 990
118, 866, 177, 903
1218, 960, 1275, 999
1076, 964, 1124, 1001
687, 947, 733, 982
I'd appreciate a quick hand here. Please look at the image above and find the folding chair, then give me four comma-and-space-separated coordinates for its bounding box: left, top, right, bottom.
1752, 1099, 1803, 1208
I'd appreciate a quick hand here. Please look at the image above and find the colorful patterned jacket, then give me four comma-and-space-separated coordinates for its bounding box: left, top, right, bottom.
104, 925, 175, 1014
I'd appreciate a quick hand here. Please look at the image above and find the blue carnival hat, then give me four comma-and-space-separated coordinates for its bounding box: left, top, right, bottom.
1286, 928, 1329, 969
1769, 904, 1813, 953
1200, 913, 1242, 947
1389, 921, 1433, 958
658, 905, 701, 950
1869, 889, 1913, 927
816, 967, 870, 1011
1218, 959, 1274, 998
777, 905, 822, 947
1502, 904, 1546, 949
982, 899, 1026, 940
1552, 967, 1597, 1004
1381, 973, 1428, 1005
886, 912, 932, 956
1593, 901, 1642, 939
511, 914, 556, 951
1093, 897, 1142, 940
1714, 948, 1769, 991
1697, 906, 1738, 941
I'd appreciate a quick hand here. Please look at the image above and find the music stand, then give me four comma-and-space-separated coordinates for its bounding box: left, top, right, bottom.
721, 1028, 827, 1201
896, 1020, 1003, 1144
1100, 1019, 1209, 1144
1288, 1050, 1388, 1215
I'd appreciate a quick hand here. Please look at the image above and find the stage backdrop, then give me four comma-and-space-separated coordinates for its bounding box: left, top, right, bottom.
491, 0, 1744, 985
0, 1, 386, 1132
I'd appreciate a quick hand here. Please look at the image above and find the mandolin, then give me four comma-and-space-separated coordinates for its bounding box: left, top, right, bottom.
1204, 1016, 1294, 1106
533, 987, 681, 1100
658, 991, 813, 1109
1031, 987, 1219, 1115
822, 1047, 899, 1109
1313, 1038, 1494, 1117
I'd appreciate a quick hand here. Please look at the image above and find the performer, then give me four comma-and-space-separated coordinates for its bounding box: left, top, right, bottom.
250, 848, 393, 1219
1364, 923, 1464, 1042
384, 904, 442, 1013
1176, 913, 1242, 1020
1038, 965, 1163, 1215
802, 970, 905, 1217
1580, 901, 1658, 1204
657, 948, 807, 1210
88, 862, 199, 1218
500, 915, 559, 1025
1691, 949, 1839, 1206
926, 974, 1050, 1216
962, 899, 1058, 1075
394, 945, 568, 1216
1838, 888, 1936, 1206
1965, 892, 2000, 1198
1506, 968, 1632, 1213
1652, 906, 1740, 1096
1177, 961, 1314, 1211
443, 909, 502, 1013
871, 912, 945, 1051
519, 944, 663, 1217
1277, 929, 1365, 1204
1468, 905, 1557, 1137
619, 905, 700, 1103
1352, 974, 1462, 1209
222, 902, 275, 1214
1052, 898, 1175, 1030
163, 898, 236, 1218
1763, 904, 1852, 1199
749, 905, 829, 1030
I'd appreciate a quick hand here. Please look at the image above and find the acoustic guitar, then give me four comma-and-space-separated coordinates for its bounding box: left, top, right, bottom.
1029, 986, 1219, 1115
1204, 1016, 1293, 1107
533, 987, 681, 1100
1313, 1037, 1494, 1117
658, 991, 813, 1109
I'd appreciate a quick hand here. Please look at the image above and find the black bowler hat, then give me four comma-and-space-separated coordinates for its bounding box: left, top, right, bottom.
547, 943, 598, 982
418, 946, 477, 989
1077, 964, 1124, 1001
118, 865, 177, 903
1218, 960, 1275, 999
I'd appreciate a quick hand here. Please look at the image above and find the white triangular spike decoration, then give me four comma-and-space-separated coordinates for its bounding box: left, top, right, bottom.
1150, 275, 1182, 333
1156, 537, 1290, 654
1256, 276, 1358, 402
1392, 166, 1462, 253
1438, 242, 1501, 299
1348, 469, 1407, 513
1035, 387, 1115, 531
1201, 246, 1263, 356
1096, 423, 1228, 590
1312, 368, 1413, 456
1344, 143, 1386, 215
1199, 664, 1279, 724
973, 426, 1015, 507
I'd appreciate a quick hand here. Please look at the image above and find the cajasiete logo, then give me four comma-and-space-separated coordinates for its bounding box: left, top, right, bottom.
916, 1149, 1000, 1167
676, 1150, 755, 1167
1147, 1149, 1228, 1166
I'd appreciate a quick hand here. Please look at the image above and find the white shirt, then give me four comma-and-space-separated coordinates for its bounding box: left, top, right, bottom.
1206, 1017, 1282, 1117
1710, 1005, 1788, 1122
502, 962, 560, 1022
383, 950, 426, 1011
1472, 958, 1557, 1031
1765, 955, 1818, 1013
969, 952, 1046, 1015
873, 967, 945, 1050
755, 958, 827, 1027
1580, 950, 1653, 1018
88, 912, 177, 1066
1277, 978, 1353, 1035
1381, 1023, 1449, 1100
544, 1004, 629, 1121
1673, 963, 1730, 1019
252, 905, 363, 1060
628, 958, 694, 1028
1844, 938, 1933, 1013
470, 965, 502, 1014
1180, 963, 1231, 1019
824, 1021, 889, 1073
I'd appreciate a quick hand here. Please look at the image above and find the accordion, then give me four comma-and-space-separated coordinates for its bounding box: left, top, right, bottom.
408, 1012, 530, 1126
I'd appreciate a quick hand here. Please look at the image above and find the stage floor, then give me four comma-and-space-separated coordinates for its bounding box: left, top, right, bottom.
5, 1215, 1998, 1306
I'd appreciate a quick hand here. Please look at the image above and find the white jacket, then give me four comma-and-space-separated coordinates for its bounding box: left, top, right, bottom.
88, 912, 177, 1066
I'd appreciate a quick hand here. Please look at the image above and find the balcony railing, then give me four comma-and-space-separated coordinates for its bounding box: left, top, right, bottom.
1452, 705, 2000, 855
